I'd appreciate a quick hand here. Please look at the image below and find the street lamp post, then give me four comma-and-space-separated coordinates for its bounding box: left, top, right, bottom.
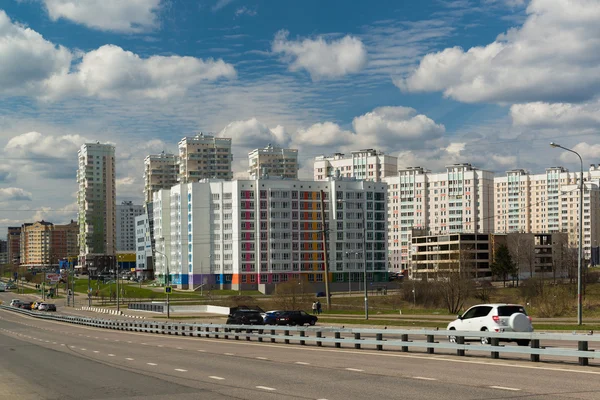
362, 205, 368, 320
115, 255, 120, 313
550, 142, 583, 325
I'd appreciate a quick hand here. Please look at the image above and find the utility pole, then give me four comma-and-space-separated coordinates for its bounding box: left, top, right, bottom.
320, 190, 331, 310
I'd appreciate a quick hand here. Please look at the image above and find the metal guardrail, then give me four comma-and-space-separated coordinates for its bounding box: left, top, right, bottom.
1, 305, 596, 366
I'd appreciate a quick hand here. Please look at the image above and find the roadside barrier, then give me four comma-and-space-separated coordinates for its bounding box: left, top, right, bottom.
1, 305, 596, 366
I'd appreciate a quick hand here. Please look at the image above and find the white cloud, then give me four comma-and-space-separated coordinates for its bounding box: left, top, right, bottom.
272, 30, 367, 80
235, 7, 257, 17
0, 188, 33, 202
45, 44, 237, 99
446, 142, 466, 155
5, 131, 87, 159
0, 10, 71, 95
292, 122, 355, 147
212, 0, 235, 12
43, 0, 162, 33
218, 118, 290, 147
511, 101, 600, 128
558, 142, 600, 164
397, 0, 600, 104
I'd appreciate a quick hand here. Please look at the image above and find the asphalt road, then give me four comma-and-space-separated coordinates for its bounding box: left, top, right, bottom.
2, 308, 600, 399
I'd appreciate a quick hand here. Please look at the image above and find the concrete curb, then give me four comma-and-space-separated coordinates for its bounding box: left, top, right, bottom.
77, 306, 146, 319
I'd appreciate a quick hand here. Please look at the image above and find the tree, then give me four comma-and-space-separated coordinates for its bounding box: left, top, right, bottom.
491, 244, 517, 287
436, 270, 473, 314
272, 278, 313, 310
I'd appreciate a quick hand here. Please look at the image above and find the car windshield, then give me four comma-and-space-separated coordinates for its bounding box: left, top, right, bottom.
497, 306, 527, 316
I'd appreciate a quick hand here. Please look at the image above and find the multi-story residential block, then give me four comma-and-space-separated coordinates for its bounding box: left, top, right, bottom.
153, 177, 388, 292
135, 213, 154, 280
248, 144, 299, 179
314, 149, 397, 182
0, 239, 8, 265
178, 133, 233, 183
77, 142, 116, 268
116, 201, 144, 252
7, 227, 21, 265
20, 220, 78, 268
494, 166, 600, 260
143, 152, 179, 204
384, 164, 495, 272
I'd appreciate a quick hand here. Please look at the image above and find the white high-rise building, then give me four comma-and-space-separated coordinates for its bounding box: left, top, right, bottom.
494, 166, 600, 259
153, 177, 388, 291
116, 201, 144, 251
248, 144, 299, 179
77, 143, 116, 265
178, 133, 233, 183
143, 152, 179, 204
135, 213, 153, 279
314, 149, 397, 182
384, 164, 495, 272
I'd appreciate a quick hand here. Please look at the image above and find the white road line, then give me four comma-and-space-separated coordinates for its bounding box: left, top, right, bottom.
61, 344, 65, 346
209, 376, 225, 380
256, 357, 268, 360
197, 349, 205, 352
125, 358, 134, 361
295, 362, 310, 365
142, 343, 148, 345
224, 353, 234, 356
256, 386, 276, 391
413, 377, 437, 381
108, 354, 115, 357
174, 369, 187, 372
147, 363, 157, 366
490, 386, 521, 391
127, 341, 132, 343
52, 342, 57, 344
80, 348, 87, 351
345, 368, 364, 372
93, 351, 99, 354
176, 347, 183, 350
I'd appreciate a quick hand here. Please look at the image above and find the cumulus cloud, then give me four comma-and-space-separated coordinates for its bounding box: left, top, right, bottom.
272, 30, 367, 80
218, 118, 290, 147
0, 188, 33, 202
235, 7, 257, 17
558, 142, 600, 164
292, 122, 354, 147
0, 10, 71, 95
398, 0, 600, 104
43, 0, 162, 33
511, 101, 600, 128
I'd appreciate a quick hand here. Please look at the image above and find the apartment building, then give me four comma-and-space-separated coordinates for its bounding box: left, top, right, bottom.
20, 220, 78, 268
116, 201, 144, 252
143, 152, 179, 204
135, 213, 154, 279
7, 227, 21, 265
77, 142, 116, 268
384, 164, 495, 272
494, 166, 600, 260
314, 149, 397, 182
178, 133, 233, 183
0, 239, 7, 265
248, 144, 299, 179
153, 177, 388, 292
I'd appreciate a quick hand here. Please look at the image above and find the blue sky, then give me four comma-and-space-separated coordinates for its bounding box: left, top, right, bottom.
1, 0, 599, 233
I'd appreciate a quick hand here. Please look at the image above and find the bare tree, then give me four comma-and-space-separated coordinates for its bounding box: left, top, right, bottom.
435, 267, 474, 315
272, 278, 313, 310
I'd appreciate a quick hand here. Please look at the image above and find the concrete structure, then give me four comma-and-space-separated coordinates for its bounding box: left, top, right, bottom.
494, 167, 600, 260
20, 220, 78, 268
7, 227, 20, 265
178, 133, 233, 183
116, 201, 144, 252
77, 142, 116, 269
248, 144, 299, 179
384, 164, 495, 272
502, 232, 571, 279
143, 152, 179, 204
0, 239, 8, 265
314, 149, 397, 182
153, 177, 388, 292
135, 213, 154, 279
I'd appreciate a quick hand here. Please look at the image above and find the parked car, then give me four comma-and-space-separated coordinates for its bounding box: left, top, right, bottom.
0, 284, 5, 292
276, 310, 318, 326
46, 304, 57, 312
37, 303, 49, 311
226, 307, 265, 325
9, 299, 21, 307
32, 301, 44, 310
5, 282, 17, 290
447, 303, 533, 346
19, 302, 34, 309
262, 310, 284, 325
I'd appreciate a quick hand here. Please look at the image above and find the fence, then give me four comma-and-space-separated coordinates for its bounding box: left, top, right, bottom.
1, 305, 597, 366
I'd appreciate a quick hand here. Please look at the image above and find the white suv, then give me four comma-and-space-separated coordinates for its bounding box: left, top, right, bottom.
447, 304, 533, 346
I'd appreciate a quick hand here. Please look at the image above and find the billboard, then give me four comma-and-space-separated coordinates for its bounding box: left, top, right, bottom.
46, 273, 61, 283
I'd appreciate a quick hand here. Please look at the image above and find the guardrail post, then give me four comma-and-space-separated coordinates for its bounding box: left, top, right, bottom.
530, 339, 540, 362
578, 341, 589, 366
457, 336, 465, 356
215, 327, 219, 339
224, 328, 229, 340
316, 331, 322, 347
271, 329, 276, 343
300, 331, 306, 345
285, 330, 290, 344
335, 332, 341, 348
234, 328, 240, 340
426, 335, 434, 354
354, 333, 361, 349
376, 333, 383, 351
258, 329, 264, 342
401, 334, 409, 352
246, 329, 251, 341
491, 337, 500, 359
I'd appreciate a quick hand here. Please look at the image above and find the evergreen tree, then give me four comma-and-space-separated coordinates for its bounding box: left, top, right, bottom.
491, 244, 517, 287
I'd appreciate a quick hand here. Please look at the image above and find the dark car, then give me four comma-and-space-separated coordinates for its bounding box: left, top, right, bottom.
263, 310, 284, 325
276, 311, 318, 326
18, 302, 34, 309
226, 307, 265, 325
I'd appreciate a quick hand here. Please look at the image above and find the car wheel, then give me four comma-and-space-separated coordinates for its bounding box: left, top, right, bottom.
480, 328, 490, 345
448, 328, 457, 343
516, 339, 530, 347
309, 320, 316, 326
290, 321, 296, 326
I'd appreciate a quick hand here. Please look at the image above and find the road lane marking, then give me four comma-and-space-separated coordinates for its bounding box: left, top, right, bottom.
80, 348, 87, 351
256, 357, 268, 360
224, 353, 234, 356
295, 362, 310, 365
125, 358, 134, 361
209, 376, 225, 380
197, 349, 205, 352
176, 347, 183, 350
490, 386, 520, 391
175, 369, 187, 372
108, 354, 115, 357
147, 363, 157, 366
346, 368, 364, 372
256, 386, 276, 391
413, 377, 437, 381
93, 351, 99, 353
157, 345, 164, 347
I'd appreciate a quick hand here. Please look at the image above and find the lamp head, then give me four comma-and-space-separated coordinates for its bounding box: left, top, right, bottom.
549, 142, 560, 148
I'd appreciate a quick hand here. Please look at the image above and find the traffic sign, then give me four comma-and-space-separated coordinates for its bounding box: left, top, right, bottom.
165, 286, 172, 294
